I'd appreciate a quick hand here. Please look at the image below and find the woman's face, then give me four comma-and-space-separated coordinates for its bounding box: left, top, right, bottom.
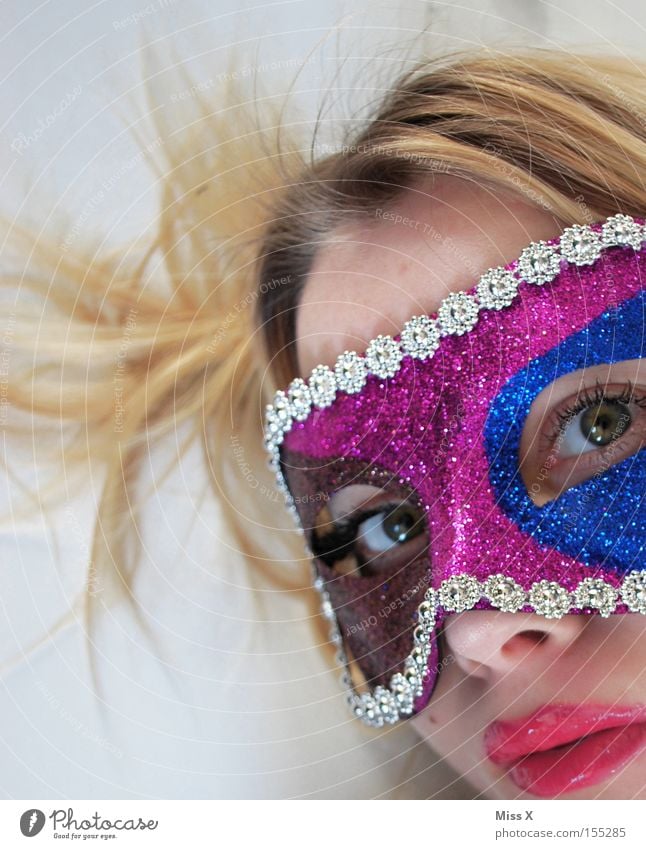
294, 175, 646, 799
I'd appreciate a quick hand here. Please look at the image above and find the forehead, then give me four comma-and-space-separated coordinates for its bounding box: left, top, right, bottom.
296, 175, 565, 375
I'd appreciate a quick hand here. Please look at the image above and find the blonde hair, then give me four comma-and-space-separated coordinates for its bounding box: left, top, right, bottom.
4, 41, 646, 690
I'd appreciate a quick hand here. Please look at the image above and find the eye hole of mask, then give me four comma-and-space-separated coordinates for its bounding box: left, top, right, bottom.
520, 367, 646, 505
309, 485, 429, 578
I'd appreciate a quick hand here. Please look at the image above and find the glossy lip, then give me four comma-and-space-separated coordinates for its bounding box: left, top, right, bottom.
484, 703, 646, 797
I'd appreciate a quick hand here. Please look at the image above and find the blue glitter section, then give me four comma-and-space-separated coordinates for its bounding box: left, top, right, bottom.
485, 290, 646, 573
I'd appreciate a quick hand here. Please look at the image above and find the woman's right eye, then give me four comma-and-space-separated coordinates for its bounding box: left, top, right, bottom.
310, 498, 428, 578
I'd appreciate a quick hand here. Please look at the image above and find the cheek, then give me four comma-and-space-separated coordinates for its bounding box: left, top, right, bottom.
602, 616, 646, 686
408, 641, 479, 762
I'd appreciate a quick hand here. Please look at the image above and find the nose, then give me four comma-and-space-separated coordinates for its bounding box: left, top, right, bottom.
441, 609, 590, 681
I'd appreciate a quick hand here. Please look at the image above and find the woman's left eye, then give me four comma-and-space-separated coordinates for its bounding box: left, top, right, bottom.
526, 378, 646, 502
557, 397, 633, 457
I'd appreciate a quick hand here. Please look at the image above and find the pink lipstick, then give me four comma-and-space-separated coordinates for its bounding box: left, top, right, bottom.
484, 703, 646, 796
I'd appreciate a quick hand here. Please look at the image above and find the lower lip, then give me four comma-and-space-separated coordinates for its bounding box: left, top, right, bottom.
505, 722, 646, 797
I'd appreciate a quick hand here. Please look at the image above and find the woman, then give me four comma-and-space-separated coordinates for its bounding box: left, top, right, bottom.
3, 44, 645, 800
255, 49, 646, 798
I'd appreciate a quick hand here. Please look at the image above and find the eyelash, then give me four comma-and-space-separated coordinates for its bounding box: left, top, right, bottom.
542, 377, 646, 450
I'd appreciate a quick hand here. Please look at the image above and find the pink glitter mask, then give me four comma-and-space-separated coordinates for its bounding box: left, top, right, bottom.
263, 215, 646, 728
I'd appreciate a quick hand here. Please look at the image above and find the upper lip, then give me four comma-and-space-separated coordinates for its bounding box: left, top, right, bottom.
485, 703, 646, 765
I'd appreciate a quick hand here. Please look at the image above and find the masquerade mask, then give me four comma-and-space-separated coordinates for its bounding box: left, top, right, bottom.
263, 214, 646, 728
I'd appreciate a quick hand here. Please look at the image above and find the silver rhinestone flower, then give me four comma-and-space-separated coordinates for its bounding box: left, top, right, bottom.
360, 693, 384, 728
365, 334, 402, 379
413, 625, 430, 646
334, 350, 367, 393
403, 658, 423, 696
389, 672, 414, 715
410, 643, 430, 669
437, 291, 480, 336
573, 577, 618, 618
273, 389, 292, 424
483, 574, 527, 613
340, 669, 354, 690
516, 240, 562, 285
286, 377, 312, 421
400, 315, 441, 359
320, 593, 335, 620
528, 580, 572, 618
560, 224, 603, 266
347, 690, 363, 713
601, 214, 644, 250
621, 571, 646, 614
373, 685, 399, 724
263, 402, 289, 450
439, 574, 481, 612
309, 364, 337, 408
329, 628, 343, 647
476, 267, 520, 310
424, 586, 438, 608
266, 445, 281, 474
416, 598, 436, 627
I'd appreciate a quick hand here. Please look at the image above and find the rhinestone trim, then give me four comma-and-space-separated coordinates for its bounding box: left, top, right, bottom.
263, 216, 646, 466
320, 570, 646, 728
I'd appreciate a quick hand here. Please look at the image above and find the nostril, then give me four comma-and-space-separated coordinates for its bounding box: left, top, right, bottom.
501, 629, 549, 657
522, 630, 550, 643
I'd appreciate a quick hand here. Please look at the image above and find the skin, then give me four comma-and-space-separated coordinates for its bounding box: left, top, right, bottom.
295, 174, 646, 799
